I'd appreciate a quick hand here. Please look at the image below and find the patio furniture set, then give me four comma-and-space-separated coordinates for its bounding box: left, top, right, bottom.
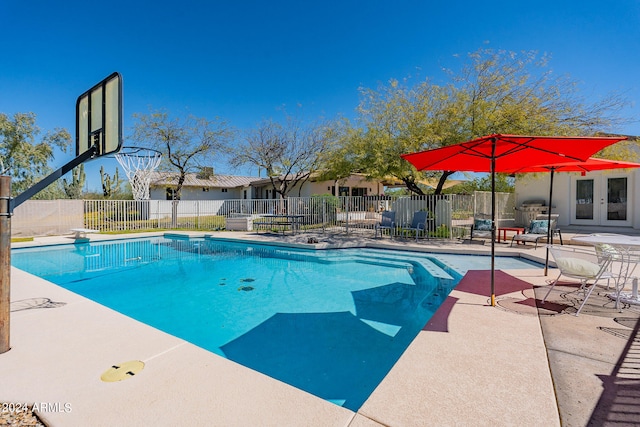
374, 210, 431, 241
541, 234, 640, 315
372, 210, 640, 317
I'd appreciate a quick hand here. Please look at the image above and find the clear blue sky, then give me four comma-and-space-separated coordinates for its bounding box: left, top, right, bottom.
1, 0, 639, 191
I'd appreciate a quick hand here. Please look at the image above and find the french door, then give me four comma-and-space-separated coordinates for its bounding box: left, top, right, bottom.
571, 175, 632, 226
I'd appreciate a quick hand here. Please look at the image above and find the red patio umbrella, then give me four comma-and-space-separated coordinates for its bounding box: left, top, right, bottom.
507, 157, 640, 275
401, 134, 627, 306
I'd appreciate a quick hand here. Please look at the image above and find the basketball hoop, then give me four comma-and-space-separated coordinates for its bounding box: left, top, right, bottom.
115, 147, 162, 200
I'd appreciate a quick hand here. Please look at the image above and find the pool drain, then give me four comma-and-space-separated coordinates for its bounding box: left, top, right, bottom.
100, 360, 145, 382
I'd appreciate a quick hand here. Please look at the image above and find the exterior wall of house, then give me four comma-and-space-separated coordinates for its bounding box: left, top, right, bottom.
328, 175, 385, 197
515, 173, 570, 226
149, 174, 386, 201
149, 186, 246, 201
515, 170, 640, 229
149, 188, 165, 200
250, 175, 385, 199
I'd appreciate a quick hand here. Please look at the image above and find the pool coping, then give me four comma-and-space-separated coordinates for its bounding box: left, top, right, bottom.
4, 232, 560, 426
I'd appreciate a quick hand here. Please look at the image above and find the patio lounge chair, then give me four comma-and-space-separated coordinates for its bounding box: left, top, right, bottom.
375, 211, 395, 238
510, 216, 563, 249
543, 246, 615, 316
470, 217, 492, 241
401, 210, 431, 242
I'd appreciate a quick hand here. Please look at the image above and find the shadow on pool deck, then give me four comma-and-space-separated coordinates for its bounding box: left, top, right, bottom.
455, 270, 533, 298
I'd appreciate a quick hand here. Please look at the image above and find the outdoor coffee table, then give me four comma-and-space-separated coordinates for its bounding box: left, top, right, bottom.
497, 227, 525, 243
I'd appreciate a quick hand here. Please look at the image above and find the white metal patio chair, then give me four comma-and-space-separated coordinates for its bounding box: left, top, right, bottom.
592, 235, 625, 291
592, 234, 640, 296
544, 245, 616, 316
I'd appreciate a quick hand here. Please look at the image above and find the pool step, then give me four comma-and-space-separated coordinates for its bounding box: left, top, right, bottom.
354, 252, 453, 280
263, 247, 454, 280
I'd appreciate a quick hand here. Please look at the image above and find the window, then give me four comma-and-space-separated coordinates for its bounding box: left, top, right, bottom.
202, 187, 209, 192
221, 188, 228, 193
351, 187, 367, 197
575, 180, 594, 220
166, 188, 179, 200
608, 177, 627, 220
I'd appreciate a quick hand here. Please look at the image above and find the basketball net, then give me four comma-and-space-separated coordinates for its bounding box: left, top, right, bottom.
115, 147, 162, 200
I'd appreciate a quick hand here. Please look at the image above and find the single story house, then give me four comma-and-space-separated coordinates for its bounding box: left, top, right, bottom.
148, 171, 386, 201
148, 172, 255, 201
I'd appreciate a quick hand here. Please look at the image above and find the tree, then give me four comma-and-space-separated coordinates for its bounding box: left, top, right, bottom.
0, 112, 71, 196
452, 50, 629, 134
100, 166, 124, 199
231, 116, 332, 198
131, 109, 234, 200
322, 80, 459, 195
451, 174, 514, 194
62, 164, 86, 199
326, 49, 631, 195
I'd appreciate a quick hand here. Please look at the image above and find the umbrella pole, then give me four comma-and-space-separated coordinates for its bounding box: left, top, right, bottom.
544, 169, 555, 276
490, 139, 496, 307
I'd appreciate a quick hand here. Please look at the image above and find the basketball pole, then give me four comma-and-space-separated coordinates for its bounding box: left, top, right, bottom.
0, 148, 96, 356
0, 72, 122, 356
10, 146, 96, 211
0, 176, 11, 354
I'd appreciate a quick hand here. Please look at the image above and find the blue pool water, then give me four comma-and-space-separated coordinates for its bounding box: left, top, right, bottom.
11, 237, 540, 410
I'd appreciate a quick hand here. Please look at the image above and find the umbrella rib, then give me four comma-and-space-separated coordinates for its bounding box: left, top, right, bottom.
493, 137, 587, 162
461, 136, 590, 162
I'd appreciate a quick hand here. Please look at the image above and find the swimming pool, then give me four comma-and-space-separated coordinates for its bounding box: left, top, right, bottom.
11, 236, 540, 410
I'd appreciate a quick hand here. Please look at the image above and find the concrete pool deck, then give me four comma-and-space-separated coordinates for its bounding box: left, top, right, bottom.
3, 231, 639, 426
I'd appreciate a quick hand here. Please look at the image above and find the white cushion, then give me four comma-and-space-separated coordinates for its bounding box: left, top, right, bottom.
556, 257, 601, 277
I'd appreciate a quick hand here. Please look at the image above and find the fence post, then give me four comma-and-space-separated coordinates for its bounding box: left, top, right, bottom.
0, 176, 11, 354
345, 197, 349, 234
322, 198, 326, 232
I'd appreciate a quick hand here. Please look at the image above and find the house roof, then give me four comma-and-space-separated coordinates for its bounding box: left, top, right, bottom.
249, 172, 320, 186
149, 171, 257, 188
249, 172, 377, 186
149, 171, 384, 188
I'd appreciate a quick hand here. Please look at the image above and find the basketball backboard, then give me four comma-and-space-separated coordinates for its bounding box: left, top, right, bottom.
76, 72, 122, 158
